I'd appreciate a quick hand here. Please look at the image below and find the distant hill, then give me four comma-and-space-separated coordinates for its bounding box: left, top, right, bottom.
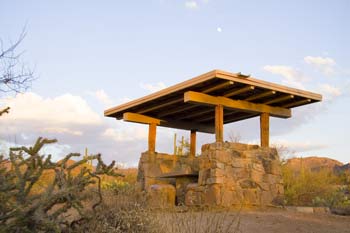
285, 156, 344, 172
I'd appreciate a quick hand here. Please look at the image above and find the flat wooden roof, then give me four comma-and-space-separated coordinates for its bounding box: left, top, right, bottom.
104, 70, 322, 133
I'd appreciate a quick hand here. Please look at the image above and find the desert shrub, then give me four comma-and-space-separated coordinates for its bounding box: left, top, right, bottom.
282, 163, 344, 206
0, 137, 121, 233
83, 188, 159, 233
101, 180, 133, 195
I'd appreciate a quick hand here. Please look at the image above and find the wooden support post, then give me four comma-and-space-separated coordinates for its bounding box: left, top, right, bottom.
215, 105, 224, 143
260, 112, 269, 148
190, 130, 197, 157
148, 123, 157, 153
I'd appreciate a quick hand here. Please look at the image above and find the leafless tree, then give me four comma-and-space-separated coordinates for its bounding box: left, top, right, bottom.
0, 28, 34, 115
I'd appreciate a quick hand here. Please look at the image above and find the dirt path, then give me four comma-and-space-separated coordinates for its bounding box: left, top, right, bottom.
237, 209, 350, 233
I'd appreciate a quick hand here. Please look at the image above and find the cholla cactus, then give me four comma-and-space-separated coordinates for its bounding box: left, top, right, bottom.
0, 137, 122, 233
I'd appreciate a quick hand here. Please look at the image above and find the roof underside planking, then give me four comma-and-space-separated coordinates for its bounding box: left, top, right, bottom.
104, 70, 322, 134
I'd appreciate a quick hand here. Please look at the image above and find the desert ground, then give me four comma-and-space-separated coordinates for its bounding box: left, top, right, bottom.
159, 208, 350, 233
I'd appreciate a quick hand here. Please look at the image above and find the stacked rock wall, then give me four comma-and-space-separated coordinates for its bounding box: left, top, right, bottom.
185, 142, 284, 207
137, 152, 199, 190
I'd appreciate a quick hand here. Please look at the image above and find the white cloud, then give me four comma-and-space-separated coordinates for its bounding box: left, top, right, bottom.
304, 56, 336, 75
263, 65, 309, 89
0, 92, 154, 166
185, 1, 198, 9
0, 92, 101, 126
42, 127, 83, 136
139, 82, 166, 93
102, 125, 148, 142
318, 84, 341, 101
217, 27, 222, 33
88, 89, 113, 107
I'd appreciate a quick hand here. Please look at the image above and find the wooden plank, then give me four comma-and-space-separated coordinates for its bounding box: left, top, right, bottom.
148, 123, 157, 153
215, 105, 224, 143
260, 113, 269, 148
245, 90, 276, 101
123, 112, 161, 125
203, 81, 234, 94
264, 95, 294, 105
184, 91, 291, 118
190, 130, 196, 157
224, 85, 255, 97
282, 99, 311, 108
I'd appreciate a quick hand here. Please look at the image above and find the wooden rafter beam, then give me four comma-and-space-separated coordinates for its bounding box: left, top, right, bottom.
245, 90, 276, 101
157, 104, 194, 118
184, 91, 291, 118
282, 99, 311, 108
264, 95, 294, 105
178, 108, 214, 120
156, 81, 235, 118
138, 81, 234, 115
224, 85, 255, 98
138, 97, 183, 114
202, 81, 234, 94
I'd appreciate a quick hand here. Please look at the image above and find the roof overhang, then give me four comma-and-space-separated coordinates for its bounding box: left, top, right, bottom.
104, 70, 322, 133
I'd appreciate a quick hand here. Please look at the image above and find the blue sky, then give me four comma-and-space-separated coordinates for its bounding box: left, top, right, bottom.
0, 0, 349, 165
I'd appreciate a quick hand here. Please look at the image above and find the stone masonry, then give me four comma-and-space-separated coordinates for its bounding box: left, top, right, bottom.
138, 142, 284, 207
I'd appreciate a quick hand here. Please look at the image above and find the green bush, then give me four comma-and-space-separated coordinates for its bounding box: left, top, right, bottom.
282, 162, 350, 208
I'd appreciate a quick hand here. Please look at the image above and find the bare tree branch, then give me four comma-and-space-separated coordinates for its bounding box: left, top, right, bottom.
0, 106, 10, 116
0, 27, 35, 95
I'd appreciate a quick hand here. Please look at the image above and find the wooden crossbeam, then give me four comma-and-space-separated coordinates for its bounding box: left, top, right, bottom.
264, 95, 294, 105
123, 112, 161, 125
224, 85, 255, 98
245, 90, 276, 101
184, 91, 291, 118
282, 99, 311, 108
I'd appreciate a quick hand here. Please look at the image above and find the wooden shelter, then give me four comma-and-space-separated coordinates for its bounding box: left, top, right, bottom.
104, 70, 322, 155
